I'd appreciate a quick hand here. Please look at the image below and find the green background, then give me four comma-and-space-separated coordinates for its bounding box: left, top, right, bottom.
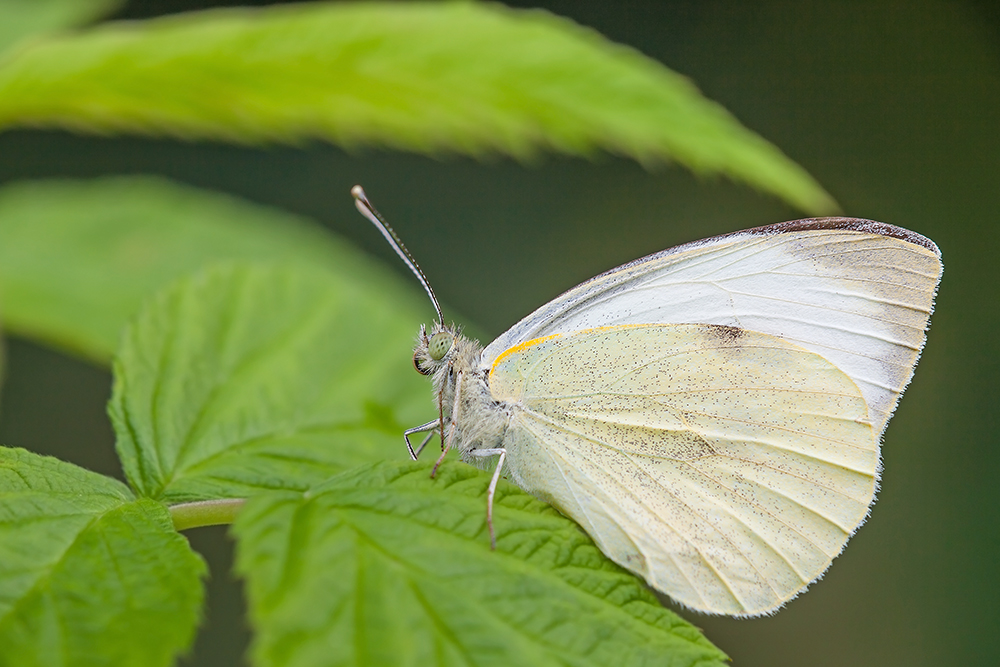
0, 1, 995, 665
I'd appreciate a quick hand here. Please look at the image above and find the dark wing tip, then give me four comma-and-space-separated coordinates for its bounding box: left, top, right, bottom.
743, 217, 941, 256
597, 217, 940, 283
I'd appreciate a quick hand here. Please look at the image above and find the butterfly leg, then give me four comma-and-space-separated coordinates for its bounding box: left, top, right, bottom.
430, 442, 449, 477
404, 419, 439, 460
467, 447, 507, 550
432, 371, 464, 478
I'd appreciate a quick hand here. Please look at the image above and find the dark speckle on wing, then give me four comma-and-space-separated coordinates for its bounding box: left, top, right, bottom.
702, 324, 748, 344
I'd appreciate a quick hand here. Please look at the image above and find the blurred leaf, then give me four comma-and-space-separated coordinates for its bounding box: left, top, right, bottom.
109, 263, 430, 503
0, 176, 418, 363
0, 0, 124, 54
0, 2, 836, 214
234, 460, 728, 667
0, 447, 205, 667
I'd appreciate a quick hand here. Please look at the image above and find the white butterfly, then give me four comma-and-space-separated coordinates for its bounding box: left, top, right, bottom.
353, 187, 942, 617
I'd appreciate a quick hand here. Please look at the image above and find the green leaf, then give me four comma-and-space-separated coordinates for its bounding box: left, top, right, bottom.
233, 460, 728, 667
0, 176, 408, 363
0, 447, 205, 667
0, 0, 124, 55
109, 263, 431, 503
0, 2, 836, 214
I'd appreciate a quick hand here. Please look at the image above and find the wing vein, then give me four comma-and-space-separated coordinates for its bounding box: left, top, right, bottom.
517, 416, 711, 608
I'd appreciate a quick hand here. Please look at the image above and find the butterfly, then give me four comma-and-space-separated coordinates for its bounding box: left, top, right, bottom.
353, 186, 942, 617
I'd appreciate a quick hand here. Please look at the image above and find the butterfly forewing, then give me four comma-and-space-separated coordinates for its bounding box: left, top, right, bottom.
481, 222, 942, 435
489, 324, 878, 616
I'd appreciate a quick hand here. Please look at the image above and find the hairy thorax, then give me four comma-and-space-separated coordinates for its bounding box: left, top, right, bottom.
424, 330, 511, 466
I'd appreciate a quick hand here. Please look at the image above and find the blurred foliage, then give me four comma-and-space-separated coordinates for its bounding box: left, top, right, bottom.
0, 176, 418, 362
0, 1, 835, 214
0, 0, 124, 53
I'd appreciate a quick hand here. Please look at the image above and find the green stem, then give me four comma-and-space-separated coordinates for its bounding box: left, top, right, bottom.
169, 498, 246, 531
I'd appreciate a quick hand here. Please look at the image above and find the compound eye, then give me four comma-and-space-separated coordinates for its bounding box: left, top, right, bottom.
412, 352, 432, 375
428, 332, 454, 361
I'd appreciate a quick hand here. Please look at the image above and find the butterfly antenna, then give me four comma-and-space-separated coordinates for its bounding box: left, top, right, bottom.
352, 185, 444, 323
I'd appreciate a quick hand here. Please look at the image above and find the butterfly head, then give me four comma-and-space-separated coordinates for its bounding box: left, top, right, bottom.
413, 322, 457, 376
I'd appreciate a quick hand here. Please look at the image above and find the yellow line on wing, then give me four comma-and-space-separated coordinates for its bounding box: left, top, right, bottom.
491, 333, 564, 373
489, 323, 661, 375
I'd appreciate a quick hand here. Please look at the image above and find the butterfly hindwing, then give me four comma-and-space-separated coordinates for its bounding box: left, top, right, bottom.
489, 324, 878, 616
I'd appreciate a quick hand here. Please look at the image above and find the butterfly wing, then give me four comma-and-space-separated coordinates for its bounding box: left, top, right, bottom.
489, 324, 879, 616
481, 219, 942, 435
